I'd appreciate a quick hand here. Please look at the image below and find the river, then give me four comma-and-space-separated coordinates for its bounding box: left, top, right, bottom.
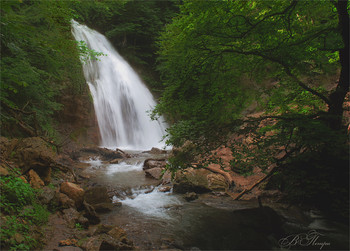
80, 151, 349, 250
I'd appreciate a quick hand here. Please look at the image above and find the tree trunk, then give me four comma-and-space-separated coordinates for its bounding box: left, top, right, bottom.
328, 0, 349, 130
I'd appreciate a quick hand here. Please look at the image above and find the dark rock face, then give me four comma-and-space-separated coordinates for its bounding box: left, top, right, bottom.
184, 192, 198, 201
83, 201, 101, 225
84, 186, 114, 213
84, 186, 111, 204
38, 186, 56, 205
9, 137, 56, 184
62, 208, 89, 228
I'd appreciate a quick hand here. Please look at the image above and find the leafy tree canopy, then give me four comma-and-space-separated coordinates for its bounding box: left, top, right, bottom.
156, 0, 348, 152
1, 0, 86, 137
155, 0, 349, 214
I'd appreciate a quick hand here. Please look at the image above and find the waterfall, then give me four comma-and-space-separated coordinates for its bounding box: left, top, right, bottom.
71, 20, 167, 150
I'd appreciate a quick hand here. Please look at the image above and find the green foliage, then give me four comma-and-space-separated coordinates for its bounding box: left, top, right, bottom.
75, 223, 85, 231
0, 176, 35, 214
1, 0, 86, 137
76, 40, 106, 62
1, 215, 37, 251
0, 174, 50, 250
155, 0, 345, 160
70, 0, 179, 90
155, 1, 348, 217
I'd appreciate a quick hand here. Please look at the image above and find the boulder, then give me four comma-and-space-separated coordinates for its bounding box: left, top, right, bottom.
148, 147, 167, 154
78, 147, 130, 161
108, 226, 128, 243
99, 234, 134, 250
84, 187, 111, 205
38, 186, 56, 205
145, 167, 163, 180
0, 137, 10, 157
83, 201, 100, 225
173, 168, 230, 194
94, 224, 114, 235
109, 159, 119, 164
59, 192, 76, 209
12, 137, 56, 183
207, 173, 229, 191
84, 186, 113, 213
143, 159, 166, 170
93, 203, 114, 213
63, 208, 89, 229
158, 186, 172, 193
60, 182, 85, 208
173, 168, 212, 194
79, 236, 101, 251
63, 208, 80, 227
79, 233, 133, 251
161, 170, 172, 185
184, 192, 198, 202
0, 165, 9, 176
28, 169, 44, 189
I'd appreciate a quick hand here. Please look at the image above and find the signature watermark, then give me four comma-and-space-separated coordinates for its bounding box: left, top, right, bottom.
278, 230, 331, 250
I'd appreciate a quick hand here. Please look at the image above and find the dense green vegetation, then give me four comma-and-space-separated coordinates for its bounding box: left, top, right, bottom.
154, 0, 349, 217
0, 0, 86, 139
0, 1, 348, 242
0, 170, 50, 250
70, 0, 179, 92
0, 0, 178, 140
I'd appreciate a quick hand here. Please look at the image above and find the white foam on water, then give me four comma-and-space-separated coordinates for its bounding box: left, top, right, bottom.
117, 187, 183, 219
106, 162, 143, 174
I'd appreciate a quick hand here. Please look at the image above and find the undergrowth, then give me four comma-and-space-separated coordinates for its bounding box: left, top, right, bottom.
0, 170, 50, 250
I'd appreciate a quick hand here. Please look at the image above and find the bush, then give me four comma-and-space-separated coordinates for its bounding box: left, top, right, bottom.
0, 174, 51, 250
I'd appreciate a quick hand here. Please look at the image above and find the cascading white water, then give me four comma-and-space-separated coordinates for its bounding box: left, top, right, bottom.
71, 20, 167, 150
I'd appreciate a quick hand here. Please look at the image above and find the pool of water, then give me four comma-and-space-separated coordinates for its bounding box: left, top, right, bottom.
81, 151, 349, 250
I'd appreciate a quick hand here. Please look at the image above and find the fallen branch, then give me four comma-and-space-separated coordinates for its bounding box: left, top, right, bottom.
233, 164, 278, 200
233, 148, 298, 200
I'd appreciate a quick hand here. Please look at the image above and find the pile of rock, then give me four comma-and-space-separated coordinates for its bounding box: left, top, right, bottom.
142, 156, 231, 202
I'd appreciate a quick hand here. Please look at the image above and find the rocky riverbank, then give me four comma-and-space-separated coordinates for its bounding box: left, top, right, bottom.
1, 137, 348, 250
0, 137, 135, 250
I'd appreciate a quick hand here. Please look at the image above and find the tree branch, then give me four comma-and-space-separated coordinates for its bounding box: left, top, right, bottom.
220, 48, 331, 105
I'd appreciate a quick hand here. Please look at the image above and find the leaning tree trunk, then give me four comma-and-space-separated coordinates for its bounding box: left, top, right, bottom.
328, 0, 349, 130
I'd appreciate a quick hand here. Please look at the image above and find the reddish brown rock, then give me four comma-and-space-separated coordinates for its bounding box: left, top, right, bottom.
161, 170, 172, 185
28, 169, 44, 189
59, 193, 76, 209
143, 159, 166, 170
145, 167, 163, 180
59, 239, 78, 247
108, 226, 128, 242
158, 186, 172, 193
60, 182, 85, 208
0, 165, 9, 176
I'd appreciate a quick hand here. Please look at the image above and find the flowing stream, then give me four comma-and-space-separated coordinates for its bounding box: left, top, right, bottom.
71, 20, 167, 150
71, 21, 349, 250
